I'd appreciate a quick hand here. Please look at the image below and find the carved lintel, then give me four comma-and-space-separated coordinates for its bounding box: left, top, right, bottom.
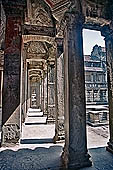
23, 24, 56, 37
22, 35, 55, 44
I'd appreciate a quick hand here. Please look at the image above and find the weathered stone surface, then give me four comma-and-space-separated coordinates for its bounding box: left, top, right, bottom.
57, 54, 65, 140
2, 15, 22, 143
2, 124, 20, 144
62, 5, 91, 169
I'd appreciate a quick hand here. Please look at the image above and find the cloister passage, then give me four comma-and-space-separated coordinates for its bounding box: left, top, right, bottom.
1, 0, 113, 169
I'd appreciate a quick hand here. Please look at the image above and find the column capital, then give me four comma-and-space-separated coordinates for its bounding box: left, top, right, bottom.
63, 1, 84, 28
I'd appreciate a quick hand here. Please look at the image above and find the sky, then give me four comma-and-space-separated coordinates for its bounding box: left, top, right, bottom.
83, 29, 105, 55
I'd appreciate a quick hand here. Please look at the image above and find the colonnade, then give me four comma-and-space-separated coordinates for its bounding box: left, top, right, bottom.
1, 1, 113, 169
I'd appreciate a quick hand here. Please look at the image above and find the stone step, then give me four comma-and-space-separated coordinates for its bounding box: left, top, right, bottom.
27, 111, 43, 117
25, 116, 47, 125
28, 108, 41, 113
21, 124, 55, 143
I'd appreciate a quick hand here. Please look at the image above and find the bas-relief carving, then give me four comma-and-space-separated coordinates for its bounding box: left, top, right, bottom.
30, 0, 54, 27
27, 41, 47, 54
2, 124, 20, 143
84, 0, 103, 18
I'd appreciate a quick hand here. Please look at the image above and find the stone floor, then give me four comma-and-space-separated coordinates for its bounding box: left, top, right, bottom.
0, 111, 112, 170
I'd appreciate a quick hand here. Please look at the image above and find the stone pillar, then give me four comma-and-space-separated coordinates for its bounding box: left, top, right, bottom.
40, 77, 43, 110
54, 38, 65, 142
24, 61, 28, 117
27, 74, 31, 110
42, 74, 45, 113
62, 10, 91, 169
46, 64, 49, 117
20, 40, 24, 133
47, 63, 55, 124
44, 72, 47, 115
57, 54, 65, 140
103, 30, 113, 153
2, 13, 23, 143
54, 49, 58, 142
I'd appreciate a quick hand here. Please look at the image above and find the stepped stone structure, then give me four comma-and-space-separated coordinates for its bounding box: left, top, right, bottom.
0, 0, 113, 169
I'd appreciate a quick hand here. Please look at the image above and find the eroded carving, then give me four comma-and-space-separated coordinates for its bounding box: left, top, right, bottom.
27, 41, 47, 54
2, 124, 20, 143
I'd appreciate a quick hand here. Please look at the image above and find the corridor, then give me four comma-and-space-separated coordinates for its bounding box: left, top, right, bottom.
1, 0, 113, 169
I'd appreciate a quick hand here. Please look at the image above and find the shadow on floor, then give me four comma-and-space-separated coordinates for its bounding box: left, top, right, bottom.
0, 145, 63, 170
20, 138, 53, 144
82, 147, 113, 170
0, 146, 113, 170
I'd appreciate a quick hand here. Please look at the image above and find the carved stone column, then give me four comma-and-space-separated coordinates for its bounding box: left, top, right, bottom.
43, 70, 47, 115
24, 61, 28, 117
42, 74, 45, 113
47, 63, 55, 123
62, 10, 91, 169
103, 29, 113, 153
40, 77, 43, 111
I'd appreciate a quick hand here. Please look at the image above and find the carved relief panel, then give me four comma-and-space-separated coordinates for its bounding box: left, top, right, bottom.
28, 0, 54, 27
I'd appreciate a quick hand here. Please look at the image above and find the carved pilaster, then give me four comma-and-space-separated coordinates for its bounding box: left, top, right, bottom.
54, 38, 65, 142
62, 3, 91, 169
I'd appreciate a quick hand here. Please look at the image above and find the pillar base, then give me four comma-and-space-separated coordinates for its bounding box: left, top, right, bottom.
106, 141, 113, 154
61, 148, 92, 170
47, 117, 56, 124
